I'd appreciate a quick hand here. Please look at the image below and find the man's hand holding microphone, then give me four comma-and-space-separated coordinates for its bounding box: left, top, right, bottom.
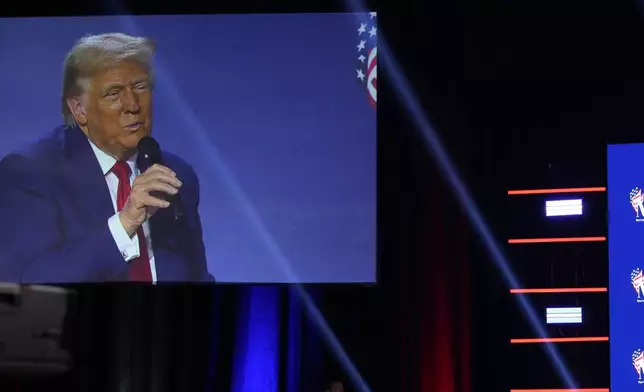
119, 164, 182, 237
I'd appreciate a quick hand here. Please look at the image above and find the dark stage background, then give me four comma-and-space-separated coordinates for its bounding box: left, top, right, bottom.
4, 0, 644, 391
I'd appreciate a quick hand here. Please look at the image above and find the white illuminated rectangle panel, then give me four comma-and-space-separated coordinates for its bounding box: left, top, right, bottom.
545, 199, 583, 217
546, 307, 583, 324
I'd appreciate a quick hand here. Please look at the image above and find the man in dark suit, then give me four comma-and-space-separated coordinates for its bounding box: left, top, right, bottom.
0, 33, 213, 283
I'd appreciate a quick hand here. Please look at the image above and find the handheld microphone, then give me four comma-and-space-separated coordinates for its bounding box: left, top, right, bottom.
137, 136, 185, 220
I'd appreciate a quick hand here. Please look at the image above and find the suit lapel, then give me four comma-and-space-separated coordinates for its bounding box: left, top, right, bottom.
61, 125, 115, 225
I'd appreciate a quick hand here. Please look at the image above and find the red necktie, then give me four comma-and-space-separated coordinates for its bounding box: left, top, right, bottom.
111, 161, 153, 282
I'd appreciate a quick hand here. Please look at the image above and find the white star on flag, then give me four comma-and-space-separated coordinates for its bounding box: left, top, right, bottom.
354, 12, 377, 107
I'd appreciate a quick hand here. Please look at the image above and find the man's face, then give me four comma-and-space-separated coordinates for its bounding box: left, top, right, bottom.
74, 60, 153, 159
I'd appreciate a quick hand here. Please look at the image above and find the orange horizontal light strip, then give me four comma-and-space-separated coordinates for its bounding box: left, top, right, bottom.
510, 287, 607, 294
511, 337, 608, 344
508, 187, 606, 195
510, 389, 609, 392
508, 237, 606, 244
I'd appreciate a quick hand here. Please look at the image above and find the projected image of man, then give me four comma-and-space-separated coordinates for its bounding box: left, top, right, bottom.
0, 33, 213, 283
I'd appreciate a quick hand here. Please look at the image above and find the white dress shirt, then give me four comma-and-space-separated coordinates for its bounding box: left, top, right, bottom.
88, 139, 158, 283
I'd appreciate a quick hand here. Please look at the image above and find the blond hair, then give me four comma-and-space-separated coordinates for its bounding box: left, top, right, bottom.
61, 33, 156, 125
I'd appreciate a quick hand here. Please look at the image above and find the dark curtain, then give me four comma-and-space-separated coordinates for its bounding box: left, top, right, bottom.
418, 182, 471, 392
386, 159, 472, 392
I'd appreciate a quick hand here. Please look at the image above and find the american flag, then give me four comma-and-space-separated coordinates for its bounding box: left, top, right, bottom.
632, 268, 644, 293
356, 12, 377, 107
634, 349, 644, 373
631, 187, 643, 214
